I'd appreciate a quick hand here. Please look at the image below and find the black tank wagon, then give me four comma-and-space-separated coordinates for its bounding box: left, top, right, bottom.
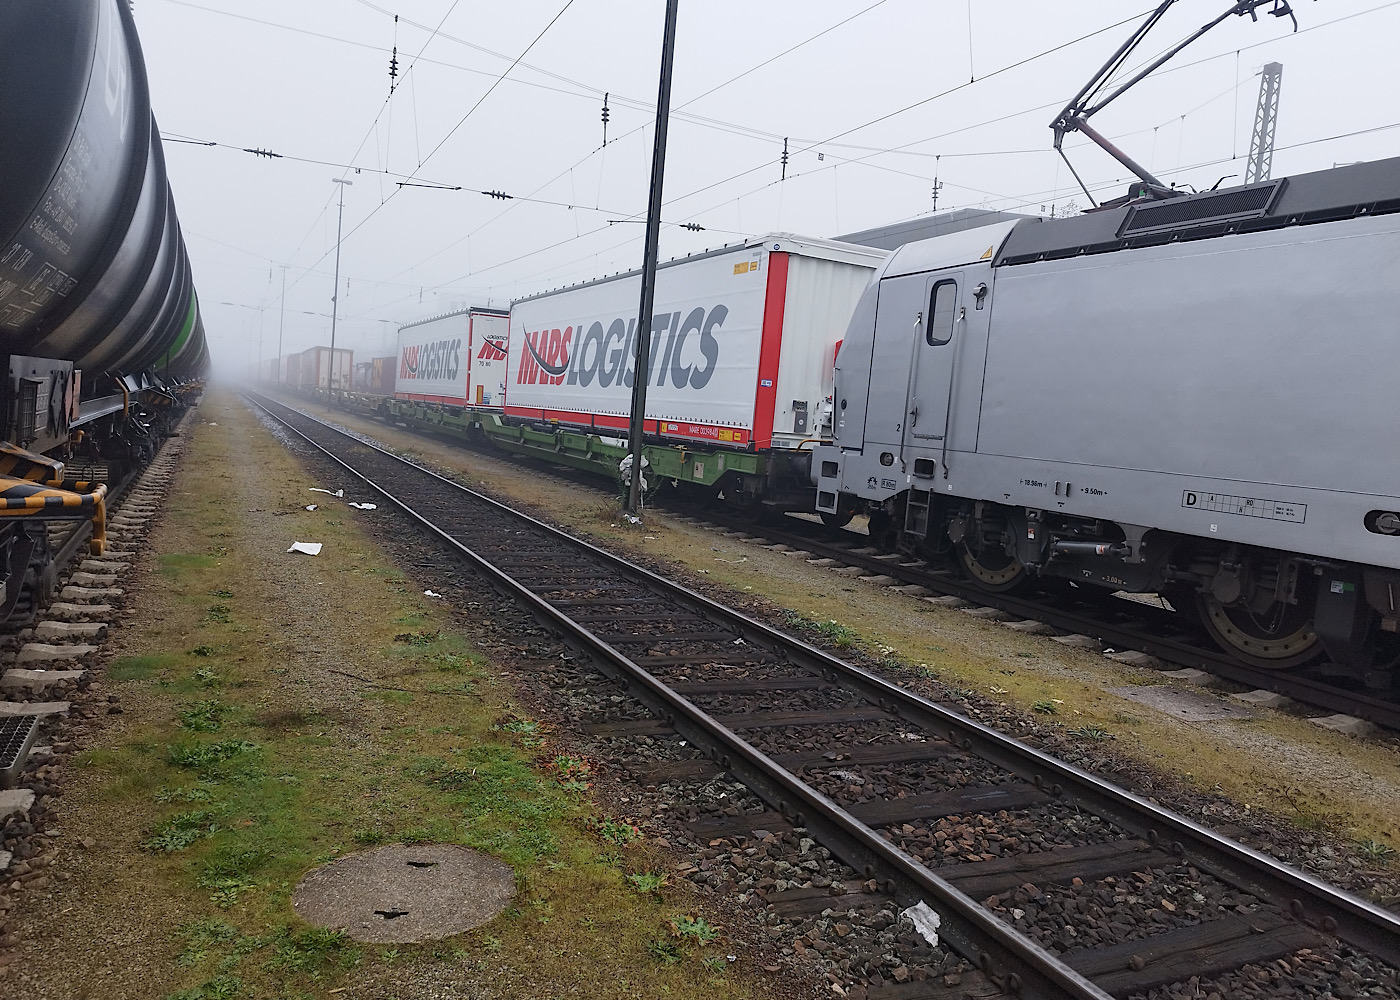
0, 0, 206, 621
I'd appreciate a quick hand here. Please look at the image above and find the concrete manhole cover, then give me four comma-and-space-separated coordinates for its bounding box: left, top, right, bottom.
293, 844, 515, 943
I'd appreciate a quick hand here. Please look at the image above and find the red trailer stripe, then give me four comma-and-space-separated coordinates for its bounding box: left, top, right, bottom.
751, 251, 789, 450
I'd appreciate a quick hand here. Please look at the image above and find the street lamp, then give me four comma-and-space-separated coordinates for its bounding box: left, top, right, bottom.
329, 178, 353, 394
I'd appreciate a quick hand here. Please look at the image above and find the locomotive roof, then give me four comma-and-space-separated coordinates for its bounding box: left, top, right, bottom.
883, 220, 1021, 278
995, 155, 1400, 266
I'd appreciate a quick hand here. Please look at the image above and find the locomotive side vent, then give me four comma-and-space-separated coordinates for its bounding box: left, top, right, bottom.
1120, 179, 1285, 238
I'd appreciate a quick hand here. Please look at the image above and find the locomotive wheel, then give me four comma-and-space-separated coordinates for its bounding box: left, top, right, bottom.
820, 509, 855, 529
956, 541, 1031, 594
1196, 592, 1321, 669
867, 511, 898, 553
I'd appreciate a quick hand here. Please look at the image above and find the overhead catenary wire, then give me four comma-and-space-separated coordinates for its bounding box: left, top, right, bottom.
193, 0, 1400, 335
274, 0, 464, 293
363, 3, 1167, 295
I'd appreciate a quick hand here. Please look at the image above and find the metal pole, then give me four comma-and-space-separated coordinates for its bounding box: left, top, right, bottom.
277, 265, 287, 386
329, 179, 353, 394
625, 0, 680, 514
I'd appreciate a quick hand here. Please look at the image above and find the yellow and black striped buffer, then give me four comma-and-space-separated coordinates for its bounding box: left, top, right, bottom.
0, 442, 65, 483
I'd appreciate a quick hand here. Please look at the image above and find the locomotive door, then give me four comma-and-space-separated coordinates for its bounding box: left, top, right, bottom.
908, 271, 974, 443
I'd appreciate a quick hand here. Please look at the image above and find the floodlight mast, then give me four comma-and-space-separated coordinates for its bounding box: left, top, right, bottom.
1051, 0, 1301, 206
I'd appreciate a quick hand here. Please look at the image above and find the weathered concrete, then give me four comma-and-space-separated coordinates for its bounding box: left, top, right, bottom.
961, 607, 1012, 621
0, 790, 34, 823
1309, 714, 1377, 738
44, 602, 113, 621
34, 621, 107, 641
1159, 666, 1222, 687
780, 550, 814, 559
66, 572, 120, 588
1051, 633, 1102, 649
15, 643, 98, 664
1004, 619, 1054, 635
806, 558, 841, 568
923, 595, 968, 608
1107, 649, 1165, 670
830, 566, 866, 577
0, 701, 69, 718
58, 585, 123, 602
858, 574, 900, 587
890, 584, 932, 597
1, 668, 85, 693
1110, 685, 1253, 723
78, 560, 130, 573
1231, 689, 1296, 710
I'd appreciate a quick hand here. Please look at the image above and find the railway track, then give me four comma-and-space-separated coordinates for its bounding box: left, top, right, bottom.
686, 507, 1400, 734
250, 390, 1400, 1000
0, 412, 193, 895
305, 386, 1400, 733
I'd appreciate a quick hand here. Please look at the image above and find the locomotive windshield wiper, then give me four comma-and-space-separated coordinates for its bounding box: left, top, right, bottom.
1051, 0, 1303, 206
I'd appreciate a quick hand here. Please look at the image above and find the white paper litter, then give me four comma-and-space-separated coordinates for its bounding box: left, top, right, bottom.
287, 541, 323, 556
208, 422, 219, 426
304, 505, 318, 511
423, 590, 442, 598
902, 901, 941, 947
309, 488, 344, 497
348, 502, 378, 510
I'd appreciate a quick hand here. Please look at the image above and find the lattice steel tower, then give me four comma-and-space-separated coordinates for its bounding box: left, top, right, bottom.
1245, 62, 1284, 185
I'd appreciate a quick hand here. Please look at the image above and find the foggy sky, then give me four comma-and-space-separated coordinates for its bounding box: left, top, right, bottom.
132, 0, 1400, 370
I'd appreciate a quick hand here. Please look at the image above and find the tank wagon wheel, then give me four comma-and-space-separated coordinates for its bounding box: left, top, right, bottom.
1196, 591, 1321, 670
956, 541, 1032, 594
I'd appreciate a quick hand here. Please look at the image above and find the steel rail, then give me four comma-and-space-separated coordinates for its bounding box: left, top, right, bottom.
318, 386, 1400, 730
697, 509, 1400, 732
248, 393, 1106, 998
248, 392, 1400, 987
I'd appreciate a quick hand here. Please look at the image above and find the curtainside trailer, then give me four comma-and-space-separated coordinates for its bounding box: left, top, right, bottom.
395, 307, 509, 408
507, 235, 884, 451
322, 234, 886, 509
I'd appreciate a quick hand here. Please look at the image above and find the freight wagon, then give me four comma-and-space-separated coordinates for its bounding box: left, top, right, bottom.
321, 234, 886, 509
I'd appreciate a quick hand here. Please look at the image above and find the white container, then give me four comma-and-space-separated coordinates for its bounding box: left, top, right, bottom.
506, 235, 885, 450
395, 308, 509, 407
299, 346, 353, 390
